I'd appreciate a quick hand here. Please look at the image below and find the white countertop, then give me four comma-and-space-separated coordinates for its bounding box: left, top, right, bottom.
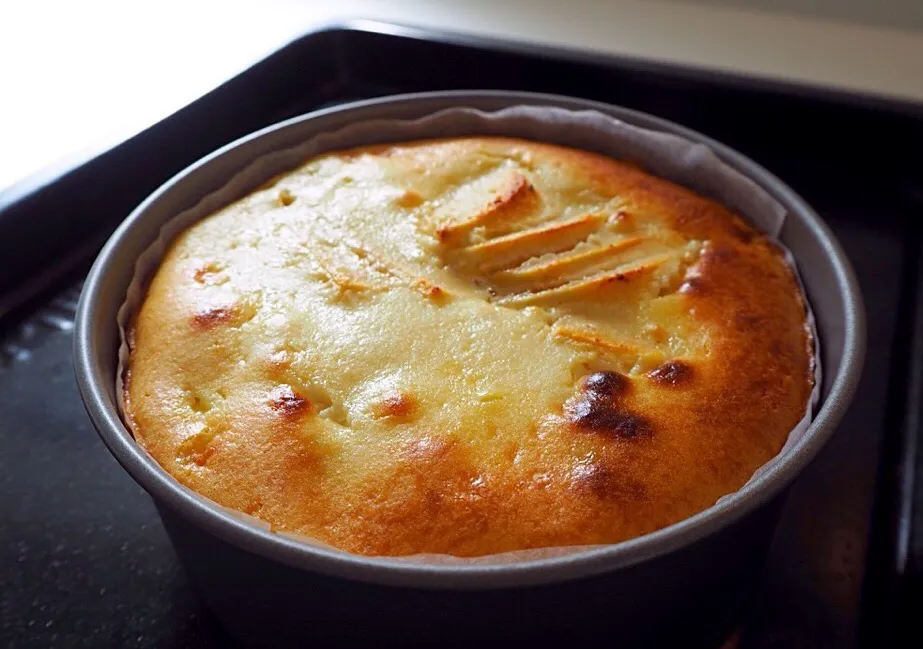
2, 0, 922, 192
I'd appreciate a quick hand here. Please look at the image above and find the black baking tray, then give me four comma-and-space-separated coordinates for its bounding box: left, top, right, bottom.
2, 21, 922, 649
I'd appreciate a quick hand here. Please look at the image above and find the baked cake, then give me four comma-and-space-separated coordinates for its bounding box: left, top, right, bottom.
123, 136, 813, 556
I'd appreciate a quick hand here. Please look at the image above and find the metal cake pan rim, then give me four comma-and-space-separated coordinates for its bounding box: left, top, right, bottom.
74, 89, 866, 590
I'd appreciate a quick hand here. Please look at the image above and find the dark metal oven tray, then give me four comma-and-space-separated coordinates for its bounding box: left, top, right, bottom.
2, 21, 922, 649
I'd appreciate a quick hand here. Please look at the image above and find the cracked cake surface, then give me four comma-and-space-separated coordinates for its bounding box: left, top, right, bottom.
123, 136, 813, 556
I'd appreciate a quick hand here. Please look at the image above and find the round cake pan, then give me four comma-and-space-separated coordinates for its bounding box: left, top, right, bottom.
74, 90, 865, 648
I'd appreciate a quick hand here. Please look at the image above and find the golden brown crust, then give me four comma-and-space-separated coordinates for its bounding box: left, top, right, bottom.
124, 136, 813, 556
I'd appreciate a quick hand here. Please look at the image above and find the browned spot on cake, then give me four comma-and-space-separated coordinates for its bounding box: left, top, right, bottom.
564, 371, 650, 439
647, 360, 693, 387
192, 305, 237, 330
570, 462, 647, 500
395, 188, 423, 208
566, 399, 648, 438
241, 498, 264, 516
435, 224, 453, 243
411, 278, 448, 302
426, 284, 446, 300
579, 371, 628, 398
268, 385, 311, 417
645, 323, 668, 344
435, 223, 451, 242
192, 261, 227, 286
277, 188, 296, 206
371, 391, 417, 420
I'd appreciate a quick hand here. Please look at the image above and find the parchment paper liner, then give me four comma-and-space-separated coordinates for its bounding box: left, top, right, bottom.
116, 105, 822, 564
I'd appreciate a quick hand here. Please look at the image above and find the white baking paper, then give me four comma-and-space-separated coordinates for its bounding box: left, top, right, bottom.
116, 105, 822, 564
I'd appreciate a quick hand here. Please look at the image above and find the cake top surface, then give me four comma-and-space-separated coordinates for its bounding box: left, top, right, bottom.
124, 136, 813, 556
